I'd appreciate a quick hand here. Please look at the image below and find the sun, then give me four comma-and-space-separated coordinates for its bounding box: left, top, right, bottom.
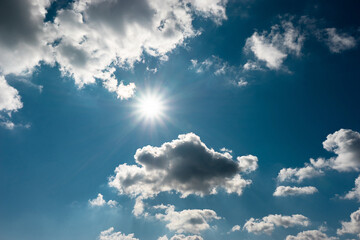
139, 96, 163, 118
134, 92, 167, 122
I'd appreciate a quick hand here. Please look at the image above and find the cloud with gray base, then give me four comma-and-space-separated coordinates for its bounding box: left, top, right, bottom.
286, 230, 338, 240
109, 133, 258, 216
243, 214, 309, 235
154, 204, 220, 234
273, 186, 318, 197
324, 28, 357, 53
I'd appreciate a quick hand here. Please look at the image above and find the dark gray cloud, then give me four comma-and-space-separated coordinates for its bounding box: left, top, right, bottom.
109, 133, 258, 215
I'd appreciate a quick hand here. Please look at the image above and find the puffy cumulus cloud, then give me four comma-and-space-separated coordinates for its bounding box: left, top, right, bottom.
0, 0, 54, 75
277, 165, 324, 183
158, 234, 203, 240
244, 18, 304, 70
273, 186, 318, 197
343, 175, 360, 201
243, 214, 309, 235
155, 204, 220, 234
322, 129, 360, 172
0, 76, 23, 113
337, 208, 360, 237
98, 227, 138, 240
88, 193, 118, 207
286, 230, 338, 240
0, 0, 228, 101
324, 28, 357, 53
109, 133, 257, 215
277, 129, 360, 184
52, 0, 227, 89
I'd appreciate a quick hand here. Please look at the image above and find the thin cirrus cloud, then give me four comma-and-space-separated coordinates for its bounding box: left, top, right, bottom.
243, 214, 309, 235
108, 132, 258, 216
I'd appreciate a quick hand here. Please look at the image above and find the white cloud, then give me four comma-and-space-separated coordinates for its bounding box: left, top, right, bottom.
277, 165, 324, 183
244, 19, 304, 70
337, 208, 360, 238
343, 175, 360, 201
98, 227, 138, 240
286, 230, 338, 240
243, 214, 309, 235
322, 129, 360, 172
89, 193, 118, 207
155, 204, 220, 234
273, 186, 318, 197
277, 129, 360, 184
324, 28, 357, 53
158, 235, 203, 240
0, 76, 23, 112
109, 133, 257, 215
0, 0, 228, 101
230, 225, 241, 232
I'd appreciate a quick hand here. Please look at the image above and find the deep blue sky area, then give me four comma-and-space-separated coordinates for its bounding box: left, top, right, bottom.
0, 0, 360, 240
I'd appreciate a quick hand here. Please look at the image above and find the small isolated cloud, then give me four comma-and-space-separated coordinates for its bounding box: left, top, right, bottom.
244, 18, 304, 70
286, 230, 338, 240
158, 235, 203, 240
277, 165, 324, 183
337, 208, 360, 238
342, 175, 360, 201
230, 225, 241, 232
324, 28, 357, 53
98, 227, 138, 240
273, 186, 318, 197
88, 193, 118, 207
243, 214, 309, 235
277, 129, 360, 183
155, 204, 220, 234
109, 133, 257, 216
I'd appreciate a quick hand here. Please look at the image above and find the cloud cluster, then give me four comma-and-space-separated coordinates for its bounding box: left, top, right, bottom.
155, 204, 220, 234
0, 0, 228, 127
278, 129, 360, 184
109, 133, 257, 215
286, 230, 338, 240
98, 227, 138, 240
273, 186, 318, 197
243, 214, 309, 235
244, 17, 357, 71
88, 193, 118, 207
337, 208, 360, 238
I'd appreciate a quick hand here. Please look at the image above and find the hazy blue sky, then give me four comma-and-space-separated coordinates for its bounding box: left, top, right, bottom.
1, 0, 360, 239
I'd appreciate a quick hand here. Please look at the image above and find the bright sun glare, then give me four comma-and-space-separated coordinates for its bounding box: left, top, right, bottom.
137, 94, 165, 120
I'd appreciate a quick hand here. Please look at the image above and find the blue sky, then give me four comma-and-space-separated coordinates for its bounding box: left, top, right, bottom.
1, 0, 360, 239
